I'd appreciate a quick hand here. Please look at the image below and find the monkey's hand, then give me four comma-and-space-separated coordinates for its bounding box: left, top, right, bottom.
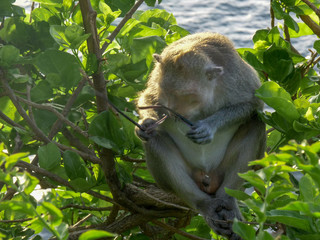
186, 120, 216, 144
205, 197, 241, 240
135, 118, 158, 141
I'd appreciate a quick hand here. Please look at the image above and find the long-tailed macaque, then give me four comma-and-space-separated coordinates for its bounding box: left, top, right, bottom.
135, 32, 266, 239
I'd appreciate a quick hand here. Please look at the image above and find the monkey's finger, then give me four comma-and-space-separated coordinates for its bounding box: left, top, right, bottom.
186, 128, 211, 139
188, 136, 212, 145
187, 133, 211, 142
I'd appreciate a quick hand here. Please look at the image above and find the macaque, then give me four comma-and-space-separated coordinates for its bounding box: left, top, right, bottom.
135, 32, 266, 239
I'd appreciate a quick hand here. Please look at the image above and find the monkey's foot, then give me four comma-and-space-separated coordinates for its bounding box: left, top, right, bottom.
205, 198, 241, 240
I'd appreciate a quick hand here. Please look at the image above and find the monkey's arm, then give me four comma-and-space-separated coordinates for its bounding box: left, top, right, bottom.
187, 101, 260, 144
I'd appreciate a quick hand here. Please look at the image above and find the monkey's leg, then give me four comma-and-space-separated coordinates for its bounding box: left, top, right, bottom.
143, 131, 214, 214
206, 115, 266, 239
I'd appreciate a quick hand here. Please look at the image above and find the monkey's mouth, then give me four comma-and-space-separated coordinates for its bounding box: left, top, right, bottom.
139, 104, 194, 127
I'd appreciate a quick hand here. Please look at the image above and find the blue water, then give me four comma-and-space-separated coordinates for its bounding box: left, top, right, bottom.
149, 0, 315, 55
149, 0, 271, 49
16, 0, 315, 55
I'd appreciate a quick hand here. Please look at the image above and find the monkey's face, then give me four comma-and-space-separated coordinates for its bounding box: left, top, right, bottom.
157, 57, 224, 120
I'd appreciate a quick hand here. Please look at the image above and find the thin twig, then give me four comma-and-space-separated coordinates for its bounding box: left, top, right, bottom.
121, 155, 145, 163
70, 214, 93, 228
100, 0, 145, 54
0, 218, 33, 223
48, 77, 87, 139
15, 96, 89, 138
60, 204, 112, 211
0, 71, 51, 143
0, 110, 26, 130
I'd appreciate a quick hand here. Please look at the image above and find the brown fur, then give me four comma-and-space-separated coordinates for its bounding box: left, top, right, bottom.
136, 32, 266, 240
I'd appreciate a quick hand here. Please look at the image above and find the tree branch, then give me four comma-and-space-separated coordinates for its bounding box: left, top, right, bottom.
300, 15, 320, 37
79, 0, 108, 113
16, 160, 115, 204
300, 0, 320, 19
48, 77, 87, 139
60, 204, 112, 211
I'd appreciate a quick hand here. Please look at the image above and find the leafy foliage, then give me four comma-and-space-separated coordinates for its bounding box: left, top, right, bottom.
1, 0, 320, 239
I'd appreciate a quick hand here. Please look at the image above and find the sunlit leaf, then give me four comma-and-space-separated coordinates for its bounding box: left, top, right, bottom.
79, 230, 114, 240
63, 151, 87, 180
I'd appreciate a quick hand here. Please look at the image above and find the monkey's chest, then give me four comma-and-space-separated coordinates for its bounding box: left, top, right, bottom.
162, 119, 240, 172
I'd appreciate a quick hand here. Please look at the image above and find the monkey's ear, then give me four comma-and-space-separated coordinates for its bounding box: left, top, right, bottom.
153, 54, 163, 63
206, 66, 224, 80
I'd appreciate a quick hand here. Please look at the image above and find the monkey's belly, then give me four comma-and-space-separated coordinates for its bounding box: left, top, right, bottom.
162, 119, 240, 172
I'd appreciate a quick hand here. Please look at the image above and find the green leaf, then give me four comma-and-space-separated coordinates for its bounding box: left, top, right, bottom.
271, 1, 286, 20
79, 230, 114, 240
32, 8, 55, 22
0, 45, 20, 67
50, 25, 70, 48
32, 0, 63, 6
20, 172, 39, 195
290, 22, 313, 38
279, 201, 320, 217
262, 45, 294, 82
89, 111, 127, 152
33, 108, 58, 135
63, 151, 87, 180
244, 51, 265, 71
225, 188, 251, 201
99, 1, 121, 27
83, 54, 98, 75
257, 231, 274, 240
0, 0, 15, 17
267, 210, 312, 231
40, 202, 63, 226
232, 218, 256, 240
30, 80, 54, 103
65, 25, 90, 49
239, 171, 266, 195
105, 0, 135, 17
35, 50, 81, 90
284, 13, 299, 32
138, 9, 176, 29
56, 223, 69, 240
255, 81, 300, 123
266, 184, 293, 204
131, 36, 166, 67
69, 178, 96, 192
116, 161, 133, 188
0, 96, 21, 124
38, 142, 61, 171
5, 152, 29, 170
0, 200, 35, 216
314, 40, 320, 54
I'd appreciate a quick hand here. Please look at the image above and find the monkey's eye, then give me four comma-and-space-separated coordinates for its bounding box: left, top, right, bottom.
205, 66, 224, 81
206, 71, 214, 80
